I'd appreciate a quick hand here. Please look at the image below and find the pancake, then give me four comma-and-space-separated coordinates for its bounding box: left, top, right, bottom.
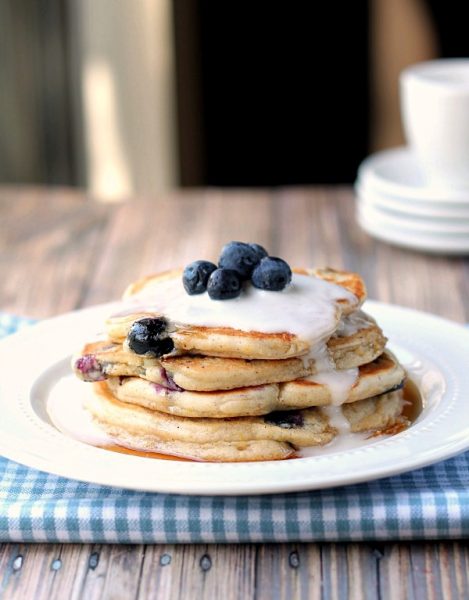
102, 434, 295, 462
85, 383, 406, 461
104, 268, 367, 360
73, 311, 387, 390
104, 351, 405, 418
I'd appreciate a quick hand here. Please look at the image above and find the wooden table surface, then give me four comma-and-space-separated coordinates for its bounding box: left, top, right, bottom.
1, 186, 468, 600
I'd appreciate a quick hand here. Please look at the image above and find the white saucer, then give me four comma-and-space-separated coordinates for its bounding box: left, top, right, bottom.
357, 147, 469, 204
356, 182, 469, 220
357, 208, 469, 254
355, 147, 469, 254
357, 199, 469, 235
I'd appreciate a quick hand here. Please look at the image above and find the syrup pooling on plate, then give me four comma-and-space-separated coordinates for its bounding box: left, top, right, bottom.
113, 273, 358, 352
401, 379, 423, 422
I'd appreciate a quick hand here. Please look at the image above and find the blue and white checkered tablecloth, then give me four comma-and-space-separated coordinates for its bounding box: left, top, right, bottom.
1, 313, 469, 544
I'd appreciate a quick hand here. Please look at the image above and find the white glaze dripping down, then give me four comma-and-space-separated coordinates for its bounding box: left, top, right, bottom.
310, 368, 359, 405
297, 311, 372, 371
335, 310, 373, 337
308, 368, 359, 435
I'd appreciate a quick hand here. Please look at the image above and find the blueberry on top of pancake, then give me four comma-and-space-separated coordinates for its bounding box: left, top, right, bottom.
252, 257, 292, 291
207, 268, 242, 300
183, 260, 217, 295
218, 241, 262, 279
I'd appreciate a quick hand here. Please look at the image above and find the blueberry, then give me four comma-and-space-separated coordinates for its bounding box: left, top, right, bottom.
385, 380, 405, 394
207, 268, 242, 300
159, 368, 184, 391
264, 410, 304, 428
74, 355, 105, 382
219, 241, 261, 279
249, 243, 268, 261
182, 260, 217, 295
251, 257, 292, 291
127, 317, 174, 357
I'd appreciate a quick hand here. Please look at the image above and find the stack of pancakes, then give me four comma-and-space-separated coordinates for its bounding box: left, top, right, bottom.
73, 268, 408, 461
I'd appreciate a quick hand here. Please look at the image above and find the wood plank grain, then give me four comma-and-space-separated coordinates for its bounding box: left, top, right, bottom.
254, 543, 322, 600
137, 544, 257, 600
1, 541, 469, 599
81, 189, 273, 306
0, 186, 110, 317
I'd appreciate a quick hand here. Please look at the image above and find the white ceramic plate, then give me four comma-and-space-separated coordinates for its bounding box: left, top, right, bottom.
357, 199, 469, 234
357, 147, 469, 203
355, 182, 469, 219
357, 208, 469, 254
1, 301, 469, 496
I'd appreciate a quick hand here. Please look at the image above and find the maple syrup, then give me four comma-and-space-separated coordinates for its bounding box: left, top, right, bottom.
100, 444, 192, 461
401, 378, 423, 422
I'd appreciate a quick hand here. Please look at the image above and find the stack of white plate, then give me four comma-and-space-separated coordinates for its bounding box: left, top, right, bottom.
355, 147, 469, 254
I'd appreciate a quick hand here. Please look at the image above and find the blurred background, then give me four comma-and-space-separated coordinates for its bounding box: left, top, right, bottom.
0, 0, 466, 201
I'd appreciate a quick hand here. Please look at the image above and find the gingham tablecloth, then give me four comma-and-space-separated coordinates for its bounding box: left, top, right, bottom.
1, 313, 469, 544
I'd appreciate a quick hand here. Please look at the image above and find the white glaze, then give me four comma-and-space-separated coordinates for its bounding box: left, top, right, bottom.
299, 431, 371, 457
300, 311, 372, 371
113, 273, 357, 351
309, 368, 359, 435
335, 310, 373, 337
320, 406, 352, 435
302, 340, 333, 371
310, 368, 359, 405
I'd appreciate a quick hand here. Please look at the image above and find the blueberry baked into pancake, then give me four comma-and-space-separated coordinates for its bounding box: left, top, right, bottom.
71, 242, 410, 462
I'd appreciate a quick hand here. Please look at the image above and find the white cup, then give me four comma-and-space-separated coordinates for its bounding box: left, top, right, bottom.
400, 59, 469, 190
